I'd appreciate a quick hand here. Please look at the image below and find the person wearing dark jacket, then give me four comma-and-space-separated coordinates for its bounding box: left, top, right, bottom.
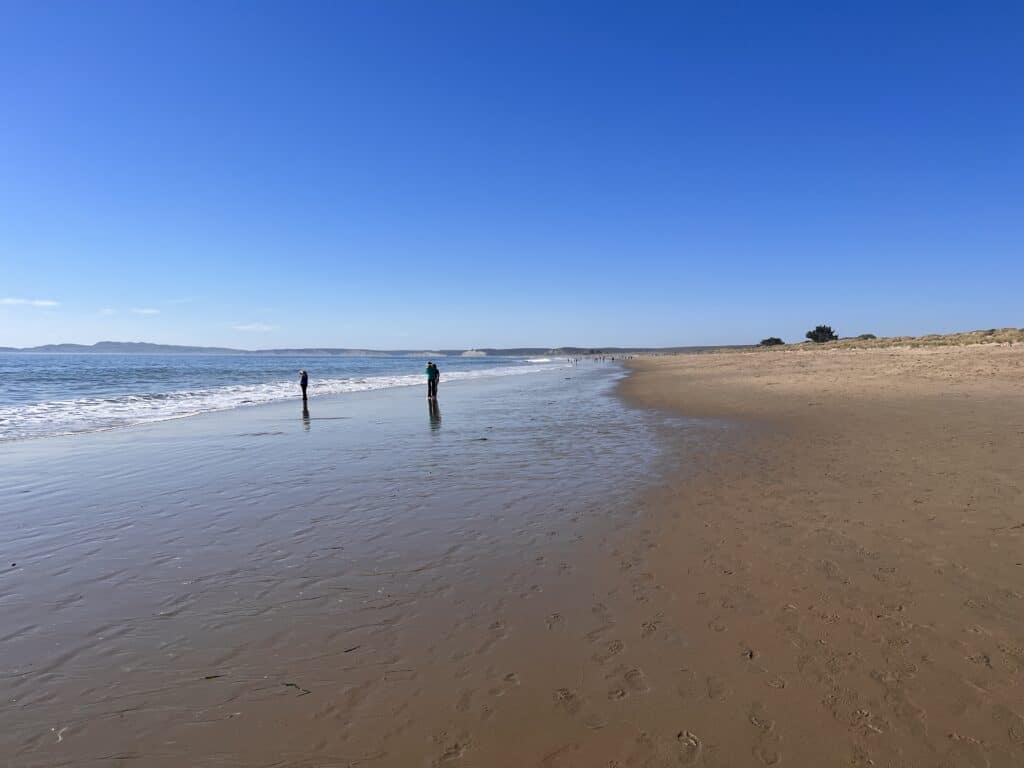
425, 362, 440, 399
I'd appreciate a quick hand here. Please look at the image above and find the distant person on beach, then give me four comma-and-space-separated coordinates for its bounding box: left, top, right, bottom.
425, 361, 440, 399
298, 369, 308, 400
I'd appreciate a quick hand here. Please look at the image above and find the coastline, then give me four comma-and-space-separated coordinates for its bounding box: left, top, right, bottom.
0, 353, 573, 443
616, 344, 1024, 766
4, 345, 1023, 765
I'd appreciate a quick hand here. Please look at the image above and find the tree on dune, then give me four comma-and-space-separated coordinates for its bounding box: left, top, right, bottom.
806, 325, 839, 343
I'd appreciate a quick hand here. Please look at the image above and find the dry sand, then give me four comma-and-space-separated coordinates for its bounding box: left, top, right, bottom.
615, 344, 1024, 766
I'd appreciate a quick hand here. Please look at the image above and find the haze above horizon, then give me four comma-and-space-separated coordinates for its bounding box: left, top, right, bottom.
2, 2, 1021, 349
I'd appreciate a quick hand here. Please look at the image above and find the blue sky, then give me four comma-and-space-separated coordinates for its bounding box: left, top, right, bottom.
1, 1, 1021, 349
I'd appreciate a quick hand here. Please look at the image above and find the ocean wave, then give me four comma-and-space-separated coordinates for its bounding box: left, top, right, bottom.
0, 360, 569, 442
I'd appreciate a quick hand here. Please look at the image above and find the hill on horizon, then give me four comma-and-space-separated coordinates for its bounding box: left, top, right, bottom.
0, 341, 745, 356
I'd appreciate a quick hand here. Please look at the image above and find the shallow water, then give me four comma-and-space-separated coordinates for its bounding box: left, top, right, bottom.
0, 363, 666, 765
0, 353, 570, 441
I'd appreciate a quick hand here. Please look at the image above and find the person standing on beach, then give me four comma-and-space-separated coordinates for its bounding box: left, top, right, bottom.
299, 369, 308, 400
425, 361, 440, 399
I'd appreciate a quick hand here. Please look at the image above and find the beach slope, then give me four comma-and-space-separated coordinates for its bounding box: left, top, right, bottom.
620, 344, 1024, 766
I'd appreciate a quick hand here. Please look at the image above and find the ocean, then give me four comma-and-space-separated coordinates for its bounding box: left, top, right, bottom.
0, 352, 569, 441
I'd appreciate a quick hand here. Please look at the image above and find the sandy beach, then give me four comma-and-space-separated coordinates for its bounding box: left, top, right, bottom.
3, 345, 1023, 766
617, 344, 1024, 766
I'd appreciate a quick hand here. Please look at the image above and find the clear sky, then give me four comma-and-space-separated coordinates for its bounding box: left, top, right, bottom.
1, 2, 1021, 349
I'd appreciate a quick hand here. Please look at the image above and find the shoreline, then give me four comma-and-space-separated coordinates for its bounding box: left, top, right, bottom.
0, 355, 576, 443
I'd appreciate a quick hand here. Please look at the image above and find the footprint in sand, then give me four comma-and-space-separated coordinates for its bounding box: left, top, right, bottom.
944, 733, 990, 768
754, 744, 783, 766
676, 731, 702, 765
624, 667, 648, 693
430, 731, 472, 767
641, 616, 662, 638
593, 639, 625, 664
749, 713, 775, 734
553, 687, 582, 715
966, 652, 994, 669
996, 641, 1024, 661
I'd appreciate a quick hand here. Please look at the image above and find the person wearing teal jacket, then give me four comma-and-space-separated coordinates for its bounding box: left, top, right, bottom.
425, 361, 440, 399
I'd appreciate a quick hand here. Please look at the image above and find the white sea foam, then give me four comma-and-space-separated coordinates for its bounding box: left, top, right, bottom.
0, 360, 570, 442
526, 357, 554, 363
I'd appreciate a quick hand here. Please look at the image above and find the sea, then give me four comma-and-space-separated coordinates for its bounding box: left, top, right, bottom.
0, 352, 570, 441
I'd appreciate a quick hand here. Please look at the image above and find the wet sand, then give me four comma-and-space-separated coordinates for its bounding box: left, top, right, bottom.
3, 347, 1023, 766
619, 345, 1024, 766
1, 365, 693, 767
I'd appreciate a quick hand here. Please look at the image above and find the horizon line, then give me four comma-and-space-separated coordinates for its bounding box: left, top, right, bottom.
1, 340, 737, 353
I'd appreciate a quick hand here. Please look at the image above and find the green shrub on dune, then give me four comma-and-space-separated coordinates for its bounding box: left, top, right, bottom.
806, 325, 839, 343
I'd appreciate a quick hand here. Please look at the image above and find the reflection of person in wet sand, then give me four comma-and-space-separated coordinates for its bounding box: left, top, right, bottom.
302, 402, 310, 431
428, 398, 441, 431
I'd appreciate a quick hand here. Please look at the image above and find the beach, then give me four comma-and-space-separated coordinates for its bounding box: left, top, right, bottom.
2, 345, 1023, 766
618, 344, 1024, 766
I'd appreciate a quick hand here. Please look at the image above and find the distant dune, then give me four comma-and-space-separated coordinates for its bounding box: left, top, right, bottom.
759, 327, 1024, 351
